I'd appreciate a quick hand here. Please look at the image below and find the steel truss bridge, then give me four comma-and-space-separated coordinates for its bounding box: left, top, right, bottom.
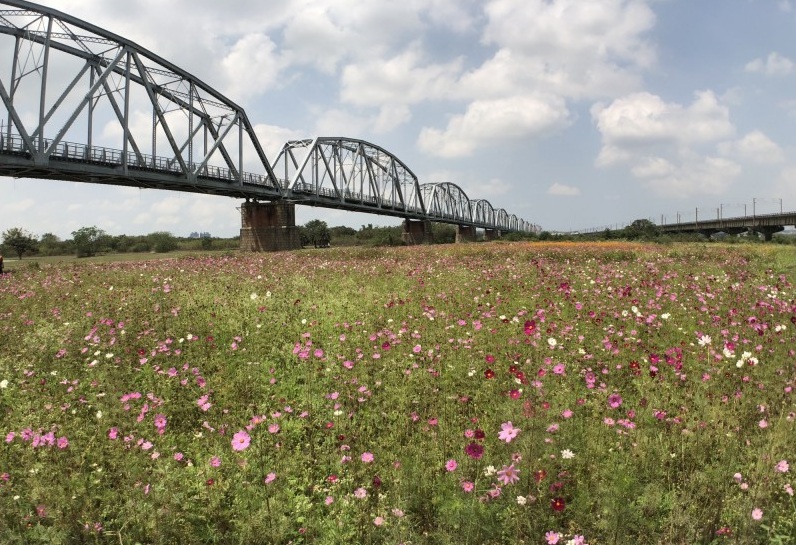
0, 0, 535, 234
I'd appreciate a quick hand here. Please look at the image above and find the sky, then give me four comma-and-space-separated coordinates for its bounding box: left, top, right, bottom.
2, 0, 796, 239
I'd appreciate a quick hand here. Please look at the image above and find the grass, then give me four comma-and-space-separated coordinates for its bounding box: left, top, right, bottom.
0, 241, 794, 544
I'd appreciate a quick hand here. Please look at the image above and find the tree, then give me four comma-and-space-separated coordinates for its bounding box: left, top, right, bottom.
624, 219, 660, 240
147, 231, 178, 253
302, 219, 331, 248
1, 227, 38, 259
71, 226, 106, 257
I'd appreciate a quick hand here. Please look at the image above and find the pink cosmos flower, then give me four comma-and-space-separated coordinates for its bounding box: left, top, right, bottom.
354, 487, 367, 499
373, 516, 385, 526
232, 430, 251, 451
210, 456, 221, 467
361, 452, 374, 463
264, 472, 277, 484
752, 508, 763, 520
268, 423, 280, 434
445, 459, 458, 472
608, 394, 623, 409
775, 460, 789, 473
498, 421, 520, 443
154, 414, 167, 430
545, 531, 560, 544
461, 481, 474, 493
497, 464, 520, 485
57, 436, 69, 449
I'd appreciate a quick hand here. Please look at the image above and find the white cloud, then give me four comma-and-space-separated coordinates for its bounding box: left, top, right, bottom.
470, 0, 655, 100
745, 52, 794, 76
418, 95, 571, 157
220, 34, 286, 100
593, 91, 741, 198
718, 130, 785, 164
592, 90, 735, 160
642, 156, 741, 198
547, 183, 581, 196
340, 46, 463, 107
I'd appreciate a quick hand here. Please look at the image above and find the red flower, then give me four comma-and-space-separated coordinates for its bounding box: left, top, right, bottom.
551, 497, 566, 512
534, 469, 547, 482
523, 320, 536, 335
484, 369, 495, 379
509, 389, 521, 399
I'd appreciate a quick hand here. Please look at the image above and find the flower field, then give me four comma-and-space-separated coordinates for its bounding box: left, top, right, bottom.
0, 241, 794, 544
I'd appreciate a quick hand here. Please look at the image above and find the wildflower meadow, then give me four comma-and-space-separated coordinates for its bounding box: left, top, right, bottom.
0, 241, 794, 544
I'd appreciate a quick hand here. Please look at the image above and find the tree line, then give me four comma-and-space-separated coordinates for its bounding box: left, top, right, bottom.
1, 221, 545, 259
0, 227, 231, 259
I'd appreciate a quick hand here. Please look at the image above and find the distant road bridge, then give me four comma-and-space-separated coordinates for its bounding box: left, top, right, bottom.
658, 212, 796, 241
0, 1, 536, 250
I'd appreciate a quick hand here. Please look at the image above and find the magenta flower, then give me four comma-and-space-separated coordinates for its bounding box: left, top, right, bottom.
498, 421, 520, 443
445, 459, 458, 472
232, 430, 251, 451
210, 456, 221, 467
607, 394, 623, 409
461, 481, 474, 493
264, 472, 277, 484
497, 463, 520, 485
464, 442, 484, 459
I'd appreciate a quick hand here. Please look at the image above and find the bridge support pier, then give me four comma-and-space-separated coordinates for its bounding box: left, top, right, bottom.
752, 225, 784, 241
455, 225, 477, 243
484, 229, 500, 241
402, 219, 433, 245
239, 201, 302, 252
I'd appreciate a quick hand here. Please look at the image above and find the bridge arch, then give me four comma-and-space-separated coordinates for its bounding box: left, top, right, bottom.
0, 0, 280, 193
271, 137, 425, 216
420, 182, 473, 224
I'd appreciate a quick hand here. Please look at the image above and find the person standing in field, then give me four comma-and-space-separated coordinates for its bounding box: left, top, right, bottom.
0, 254, 4, 274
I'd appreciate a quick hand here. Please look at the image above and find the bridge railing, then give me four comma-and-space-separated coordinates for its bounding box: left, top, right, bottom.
1, 131, 279, 188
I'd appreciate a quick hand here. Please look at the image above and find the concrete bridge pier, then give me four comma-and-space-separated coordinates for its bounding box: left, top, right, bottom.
240, 201, 302, 251
484, 229, 500, 241
752, 225, 785, 241
402, 219, 433, 245
455, 225, 477, 243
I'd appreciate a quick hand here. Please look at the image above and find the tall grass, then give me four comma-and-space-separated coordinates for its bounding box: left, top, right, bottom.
0, 242, 794, 544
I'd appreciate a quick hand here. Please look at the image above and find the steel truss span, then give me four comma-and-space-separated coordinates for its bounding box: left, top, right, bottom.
0, 0, 535, 233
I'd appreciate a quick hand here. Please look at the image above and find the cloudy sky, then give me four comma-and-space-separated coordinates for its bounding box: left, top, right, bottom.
2, 0, 796, 239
